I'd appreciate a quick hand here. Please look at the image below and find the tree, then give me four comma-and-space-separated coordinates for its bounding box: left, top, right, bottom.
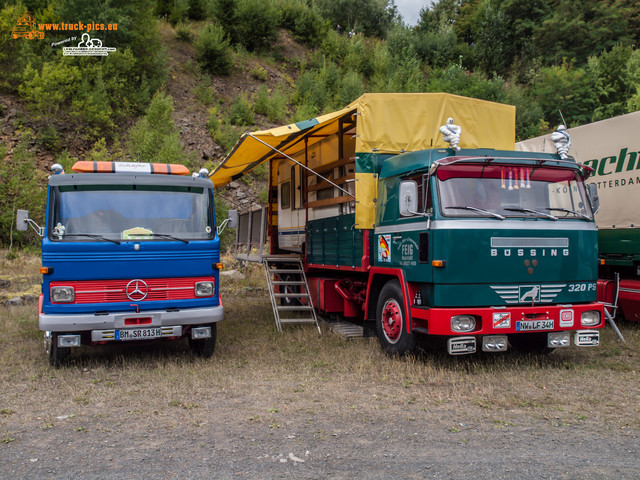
588, 44, 636, 121
315, 0, 399, 39
127, 92, 185, 165
528, 60, 598, 127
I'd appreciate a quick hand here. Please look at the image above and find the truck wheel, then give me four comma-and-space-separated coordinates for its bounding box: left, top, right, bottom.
509, 333, 554, 355
376, 280, 416, 356
45, 332, 70, 368
279, 274, 301, 306
188, 323, 217, 358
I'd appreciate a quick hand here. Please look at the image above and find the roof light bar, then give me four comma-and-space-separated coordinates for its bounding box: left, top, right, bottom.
71, 161, 190, 175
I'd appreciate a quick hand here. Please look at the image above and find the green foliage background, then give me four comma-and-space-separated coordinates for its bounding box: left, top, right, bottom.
1, 0, 640, 249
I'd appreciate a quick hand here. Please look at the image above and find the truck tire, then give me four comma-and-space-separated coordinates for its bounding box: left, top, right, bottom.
188, 323, 217, 358
279, 274, 301, 306
45, 332, 70, 368
376, 280, 416, 356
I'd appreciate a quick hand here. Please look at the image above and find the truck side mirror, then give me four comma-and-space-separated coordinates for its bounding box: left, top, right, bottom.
217, 209, 238, 236
227, 209, 238, 229
16, 209, 29, 231
399, 180, 418, 217
15, 209, 44, 236
588, 183, 600, 215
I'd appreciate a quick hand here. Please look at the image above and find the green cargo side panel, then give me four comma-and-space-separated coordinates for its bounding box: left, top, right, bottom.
306, 214, 363, 267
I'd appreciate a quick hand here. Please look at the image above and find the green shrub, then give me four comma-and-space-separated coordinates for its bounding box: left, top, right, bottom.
208, 107, 243, 152
169, 0, 189, 26
528, 60, 598, 127
279, 0, 307, 30
0, 142, 47, 248
294, 70, 328, 111
196, 23, 233, 75
229, 94, 255, 126
193, 74, 217, 105
254, 85, 289, 123
292, 5, 327, 47
251, 66, 269, 81
338, 71, 364, 106
175, 23, 195, 42
19, 61, 82, 126
128, 92, 185, 164
291, 103, 318, 122
187, 0, 207, 20
320, 29, 350, 64
233, 0, 280, 51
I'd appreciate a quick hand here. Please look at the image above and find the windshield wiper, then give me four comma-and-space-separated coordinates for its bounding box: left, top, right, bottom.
545, 207, 591, 220
448, 206, 505, 220
503, 207, 557, 220
127, 233, 189, 244
61, 233, 121, 245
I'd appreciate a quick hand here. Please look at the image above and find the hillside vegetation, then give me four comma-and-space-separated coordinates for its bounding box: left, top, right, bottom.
1, 0, 640, 248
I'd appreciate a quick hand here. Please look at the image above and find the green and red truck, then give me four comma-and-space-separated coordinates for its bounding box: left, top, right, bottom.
213, 93, 605, 355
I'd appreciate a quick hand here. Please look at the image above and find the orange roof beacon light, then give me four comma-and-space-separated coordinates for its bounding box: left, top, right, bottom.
71, 161, 190, 176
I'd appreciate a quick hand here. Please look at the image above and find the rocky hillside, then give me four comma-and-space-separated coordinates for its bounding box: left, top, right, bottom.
0, 21, 309, 217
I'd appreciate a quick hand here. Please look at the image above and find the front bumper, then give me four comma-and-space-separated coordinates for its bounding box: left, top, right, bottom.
39, 305, 224, 333
411, 302, 604, 335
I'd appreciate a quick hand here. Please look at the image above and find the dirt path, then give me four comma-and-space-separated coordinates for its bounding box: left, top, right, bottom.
1, 293, 640, 479
2, 404, 639, 479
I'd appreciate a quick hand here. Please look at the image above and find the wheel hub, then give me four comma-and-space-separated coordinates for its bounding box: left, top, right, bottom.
382, 300, 402, 342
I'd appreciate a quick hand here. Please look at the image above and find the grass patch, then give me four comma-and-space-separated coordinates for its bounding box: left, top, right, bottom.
0, 251, 640, 437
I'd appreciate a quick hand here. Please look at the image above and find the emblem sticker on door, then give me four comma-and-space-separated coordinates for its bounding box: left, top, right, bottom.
378, 235, 391, 262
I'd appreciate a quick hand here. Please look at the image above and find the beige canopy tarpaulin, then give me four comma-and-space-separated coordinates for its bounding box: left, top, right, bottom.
516, 110, 640, 229
211, 93, 516, 228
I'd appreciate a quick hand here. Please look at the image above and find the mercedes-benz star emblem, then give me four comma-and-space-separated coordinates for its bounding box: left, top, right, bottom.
126, 279, 149, 301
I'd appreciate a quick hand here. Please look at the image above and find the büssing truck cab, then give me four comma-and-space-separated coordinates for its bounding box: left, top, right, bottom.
18, 161, 235, 366
212, 93, 604, 356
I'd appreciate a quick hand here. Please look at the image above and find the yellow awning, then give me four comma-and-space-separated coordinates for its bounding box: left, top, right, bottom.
210, 93, 515, 187
210, 105, 355, 187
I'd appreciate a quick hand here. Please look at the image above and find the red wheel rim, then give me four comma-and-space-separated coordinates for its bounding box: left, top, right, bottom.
382, 299, 402, 343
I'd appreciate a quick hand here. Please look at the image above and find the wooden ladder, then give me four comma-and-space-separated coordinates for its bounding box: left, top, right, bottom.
263, 255, 321, 334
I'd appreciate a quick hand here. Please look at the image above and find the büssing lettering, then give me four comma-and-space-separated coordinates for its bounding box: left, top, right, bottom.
491, 248, 568, 257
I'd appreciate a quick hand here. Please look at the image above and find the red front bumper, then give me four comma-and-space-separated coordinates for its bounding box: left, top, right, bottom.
411, 302, 604, 335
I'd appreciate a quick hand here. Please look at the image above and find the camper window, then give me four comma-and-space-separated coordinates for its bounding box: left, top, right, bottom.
281, 181, 291, 210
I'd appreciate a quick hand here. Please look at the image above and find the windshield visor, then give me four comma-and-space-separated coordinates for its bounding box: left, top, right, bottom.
437, 164, 593, 220
50, 185, 213, 241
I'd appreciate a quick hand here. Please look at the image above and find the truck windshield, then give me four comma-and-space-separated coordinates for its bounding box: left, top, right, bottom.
437, 164, 593, 220
50, 184, 213, 242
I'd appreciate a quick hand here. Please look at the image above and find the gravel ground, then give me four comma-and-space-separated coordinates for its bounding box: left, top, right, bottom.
2, 398, 639, 479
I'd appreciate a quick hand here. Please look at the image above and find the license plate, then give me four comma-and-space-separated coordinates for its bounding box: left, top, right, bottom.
116, 327, 162, 341
516, 320, 554, 331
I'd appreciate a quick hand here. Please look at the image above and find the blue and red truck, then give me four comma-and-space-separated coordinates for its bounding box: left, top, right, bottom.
18, 160, 235, 366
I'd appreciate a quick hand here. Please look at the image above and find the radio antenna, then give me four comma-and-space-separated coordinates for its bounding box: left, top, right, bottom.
558, 109, 567, 127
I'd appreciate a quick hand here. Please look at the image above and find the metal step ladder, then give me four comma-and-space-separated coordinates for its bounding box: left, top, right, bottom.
263, 255, 321, 334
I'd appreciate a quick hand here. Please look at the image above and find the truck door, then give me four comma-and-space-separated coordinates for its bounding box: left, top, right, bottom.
278, 164, 304, 252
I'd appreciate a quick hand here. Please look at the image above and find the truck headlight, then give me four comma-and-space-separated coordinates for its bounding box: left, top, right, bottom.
580, 310, 600, 327
50, 286, 74, 303
451, 315, 476, 332
195, 281, 214, 297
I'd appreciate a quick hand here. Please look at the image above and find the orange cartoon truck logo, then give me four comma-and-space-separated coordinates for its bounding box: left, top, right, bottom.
12, 14, 44, 39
